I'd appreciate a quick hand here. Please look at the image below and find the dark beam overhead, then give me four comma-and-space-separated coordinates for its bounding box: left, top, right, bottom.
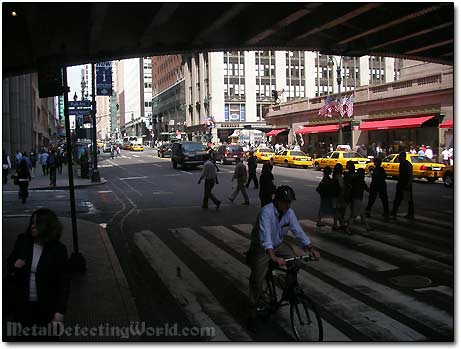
2, 2, 454, 77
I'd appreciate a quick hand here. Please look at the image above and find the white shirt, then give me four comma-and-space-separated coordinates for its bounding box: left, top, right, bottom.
425, 148, 433, 159
29, 243, 44, 301
257, 203, 311, 250
200, 160, 217, 180
442, 149, 449, 161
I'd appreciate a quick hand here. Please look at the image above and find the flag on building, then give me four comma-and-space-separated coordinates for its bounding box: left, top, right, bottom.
346, 95, 354, 117
318, 95, 336, 117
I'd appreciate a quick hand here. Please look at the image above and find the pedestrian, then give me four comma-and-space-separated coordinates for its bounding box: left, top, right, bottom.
29, 151, 37, 177
391, 151, 414, 219
425, 145, 433, 160
259, 161, 276, 207
57, 149, 64, 174
332, 163, 347, 231
441, 147, 450, 166
229, 157, 250, 205
16, 159, 32, 203
39, 150, 49, 176
14, 151, 23, 169
448, 147, 453, 165
417, 147, 425, 156
409, 146, 417, 154
116, 144, 121, 157
47, 150, 58, 187
293, 143, 301, 151
6, 208, 70, 341
365, 158, 389, 217
21, 152, 32, 172
316, 166, 336, 227
3, 149, 12, 184
346, 168, 371, 233
198, 154, 221, 210
246, 151, 259, 189
342, 160, 355, 223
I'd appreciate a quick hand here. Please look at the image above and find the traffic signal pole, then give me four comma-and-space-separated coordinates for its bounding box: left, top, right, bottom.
91, 63, 100, 182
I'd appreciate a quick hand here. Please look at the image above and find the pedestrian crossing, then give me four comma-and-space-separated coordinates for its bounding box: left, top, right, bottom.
132, 215, 453, 341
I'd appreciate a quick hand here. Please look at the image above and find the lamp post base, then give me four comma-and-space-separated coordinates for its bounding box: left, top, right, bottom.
91, 169, 101, 183
68, 252, 87, 273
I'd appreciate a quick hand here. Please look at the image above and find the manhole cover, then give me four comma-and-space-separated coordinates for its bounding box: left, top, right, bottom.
389, 275, 432, 288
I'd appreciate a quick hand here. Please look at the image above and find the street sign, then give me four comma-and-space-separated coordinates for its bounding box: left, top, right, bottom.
69, 109, 91, 116
69, 100, 91, 108
96, 61, 112, 96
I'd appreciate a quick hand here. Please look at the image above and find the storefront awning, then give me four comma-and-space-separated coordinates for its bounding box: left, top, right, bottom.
439, 119, 453, 129
359, 115, 435, 130
295, 123, 349, 135
265, 129, 286, 137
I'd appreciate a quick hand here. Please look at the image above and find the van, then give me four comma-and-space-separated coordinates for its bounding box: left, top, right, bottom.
215, 145, 244, 164
171, 142, 206, 169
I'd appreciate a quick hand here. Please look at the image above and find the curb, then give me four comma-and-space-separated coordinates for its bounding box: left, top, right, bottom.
97, 224, 140, 323
2, 179, 108, 192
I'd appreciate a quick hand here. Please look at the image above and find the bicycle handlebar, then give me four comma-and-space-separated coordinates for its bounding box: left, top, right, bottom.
284, 255, 316, 263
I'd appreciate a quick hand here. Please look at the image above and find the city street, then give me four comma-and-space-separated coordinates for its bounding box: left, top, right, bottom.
2, 147, 454, 341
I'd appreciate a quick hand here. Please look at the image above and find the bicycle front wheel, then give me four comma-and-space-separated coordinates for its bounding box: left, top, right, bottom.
290, 294, 323, 341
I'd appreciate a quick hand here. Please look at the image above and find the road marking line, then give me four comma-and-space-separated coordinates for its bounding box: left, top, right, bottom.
133, 155, 140, 158
97, 190, 113, 193
153, 164, 161, 167
152, 191, 173, 195
119, 176, 147, 180
179, 170, 193, 175
134, 231, 233, 341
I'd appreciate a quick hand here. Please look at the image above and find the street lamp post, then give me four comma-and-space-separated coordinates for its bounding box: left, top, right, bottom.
328, 56, 343, 145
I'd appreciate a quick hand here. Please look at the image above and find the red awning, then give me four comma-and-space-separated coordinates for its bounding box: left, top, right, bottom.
359, 115, 435, 131
439, 119, 453, 128
295, 122, 349, 135
265, 129, 286, 137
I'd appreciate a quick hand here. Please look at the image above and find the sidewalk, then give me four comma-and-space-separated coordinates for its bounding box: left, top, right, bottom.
2, 165, 107, 191
3, 216, 140, 341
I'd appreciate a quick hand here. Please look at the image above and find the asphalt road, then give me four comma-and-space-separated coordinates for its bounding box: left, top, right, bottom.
2, 147, 454, 341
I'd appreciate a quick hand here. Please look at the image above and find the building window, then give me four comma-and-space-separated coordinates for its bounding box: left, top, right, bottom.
224, 105, 229, 121
240, 105, 245, 121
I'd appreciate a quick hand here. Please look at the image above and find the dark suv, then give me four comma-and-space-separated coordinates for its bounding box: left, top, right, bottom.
171, 142, 207, 169
157, 143, 172, 158
215, 145, 244, 164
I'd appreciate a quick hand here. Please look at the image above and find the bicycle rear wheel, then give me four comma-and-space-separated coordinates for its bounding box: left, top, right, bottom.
290, 294, 323, 341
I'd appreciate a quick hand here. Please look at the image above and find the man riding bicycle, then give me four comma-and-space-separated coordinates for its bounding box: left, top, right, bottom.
247, 185, 320, 331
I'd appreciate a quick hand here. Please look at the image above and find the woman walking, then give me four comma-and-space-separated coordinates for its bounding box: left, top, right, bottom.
259, 161, 276, 207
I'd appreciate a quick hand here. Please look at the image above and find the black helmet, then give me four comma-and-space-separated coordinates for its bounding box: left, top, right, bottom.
273, 185, 296, 202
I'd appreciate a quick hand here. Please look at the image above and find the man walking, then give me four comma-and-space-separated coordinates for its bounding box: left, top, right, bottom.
246, 151, 259, 189
198, 154, 221, 209
229, 158, 250, 205
391, 151, 414, 219
47, 150, 58, 187
365, 158, 389, 217
3, 150, 11, 184
40, 150, 49, 176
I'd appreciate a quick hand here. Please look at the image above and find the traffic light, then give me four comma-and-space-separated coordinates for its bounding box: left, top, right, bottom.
272, 90, 278, 103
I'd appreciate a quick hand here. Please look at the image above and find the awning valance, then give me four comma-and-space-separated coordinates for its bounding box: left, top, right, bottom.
265, 129, 286, 137
359, 115, 435, 131
439, 119, 453, 129
295, 123, 349, 135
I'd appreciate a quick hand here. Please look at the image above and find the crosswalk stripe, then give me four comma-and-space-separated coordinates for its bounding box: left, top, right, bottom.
197, 226, 425, 340
133, 155, 140, 158
134, 230, 245, 341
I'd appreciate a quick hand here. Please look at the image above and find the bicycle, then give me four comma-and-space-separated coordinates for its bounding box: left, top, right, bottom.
258, 255, 323, 341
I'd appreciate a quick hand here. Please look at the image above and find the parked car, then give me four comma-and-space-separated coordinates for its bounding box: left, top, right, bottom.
158, 143, 173, 158
442, 165, 453, 187
171, 141, 207, 169
314, 151, 370, 171
215, 145, 245, 164
365, 153, 445, 183
273, 150, 313, 168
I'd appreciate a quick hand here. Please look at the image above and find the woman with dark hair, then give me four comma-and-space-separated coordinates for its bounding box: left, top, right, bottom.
259, 161, 276, 207
6, 208, 70, 341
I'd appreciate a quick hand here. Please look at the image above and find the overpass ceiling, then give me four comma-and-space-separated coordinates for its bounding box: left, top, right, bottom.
3, 2, 454, 77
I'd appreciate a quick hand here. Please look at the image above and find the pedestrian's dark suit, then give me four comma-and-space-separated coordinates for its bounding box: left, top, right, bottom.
259, 171, 275, 207
365, 166, 389, 215
246, 155, 259, 189
392, 159, 414, 217
6, 233, 70, 338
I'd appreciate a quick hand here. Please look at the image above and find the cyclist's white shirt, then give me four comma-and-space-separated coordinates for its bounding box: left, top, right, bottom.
259, 203, 311, 250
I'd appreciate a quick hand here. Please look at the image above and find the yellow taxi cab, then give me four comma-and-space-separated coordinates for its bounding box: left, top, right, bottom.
314, 151, 370, 171
130, 143, 144, 152
366, 153, 445, 183
253, 148, 275, 162
273, 150, 313, 168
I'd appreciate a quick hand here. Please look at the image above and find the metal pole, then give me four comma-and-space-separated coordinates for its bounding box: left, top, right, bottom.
337, 61, 343, 145
91, 63, 100, 182
63, 67, 86, 272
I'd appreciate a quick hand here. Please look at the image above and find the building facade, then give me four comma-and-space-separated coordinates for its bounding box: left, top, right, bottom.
3, 73, 58, 157
151, 55, 186, 142
182, 51, 402, 144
